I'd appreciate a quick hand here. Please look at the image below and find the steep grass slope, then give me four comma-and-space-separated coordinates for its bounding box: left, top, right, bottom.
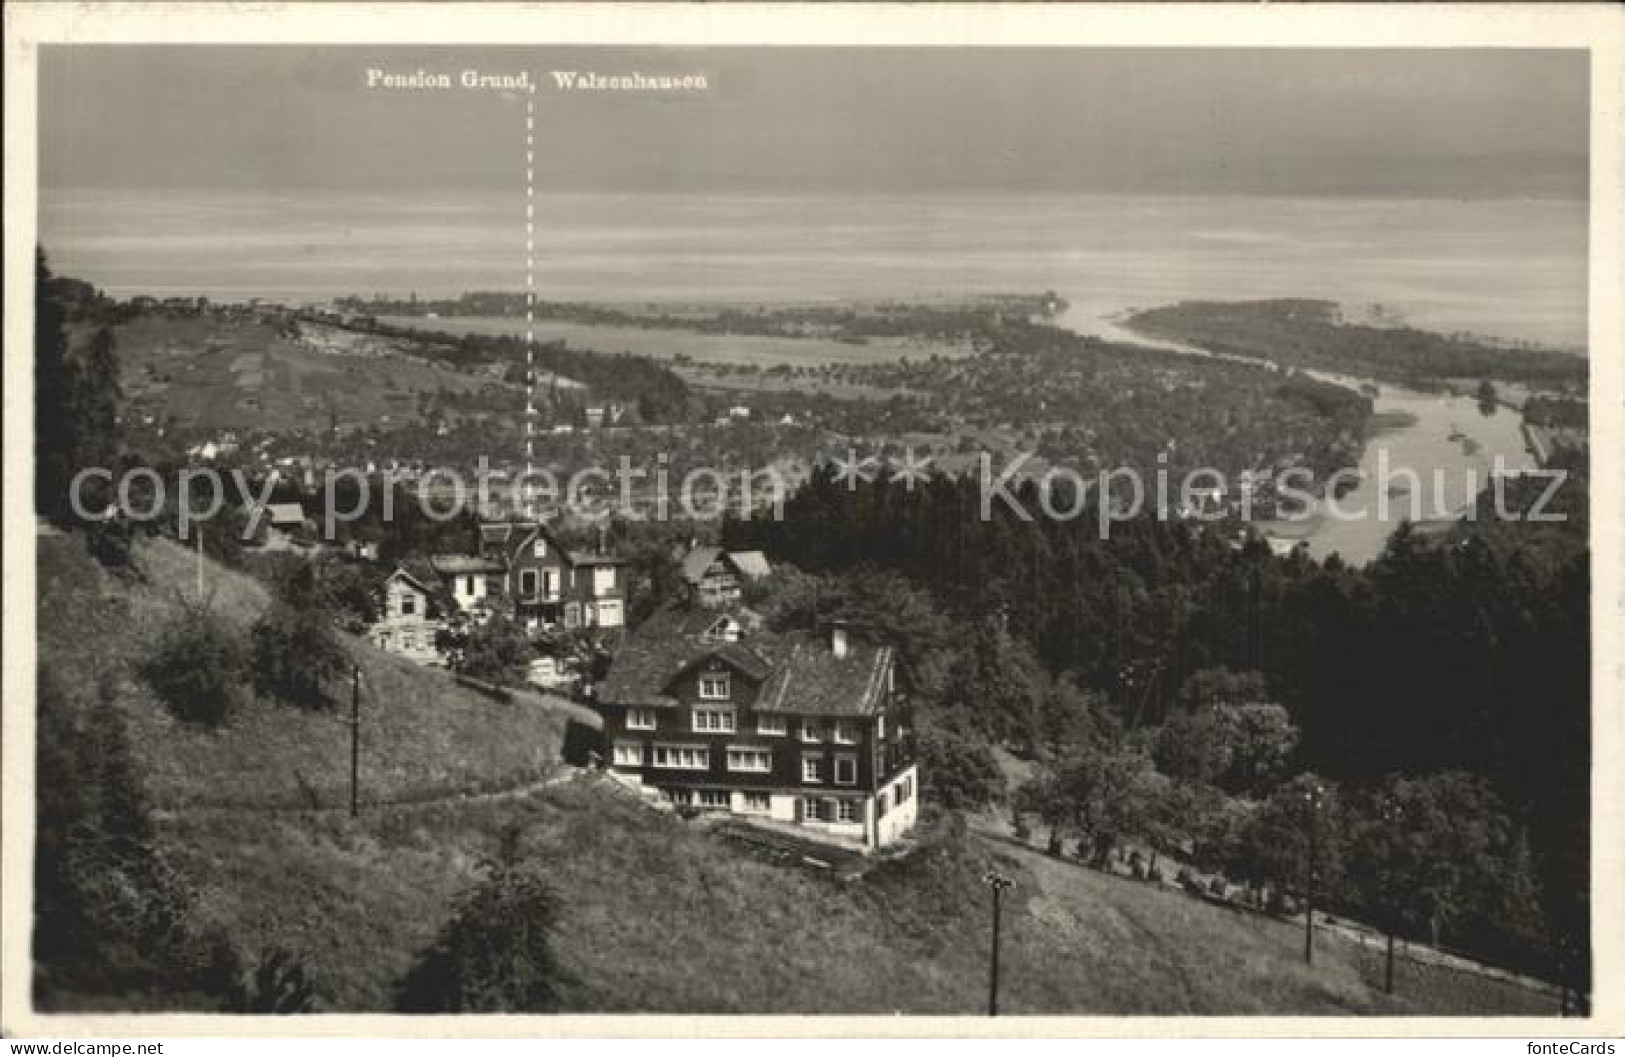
36, 534, 565, 812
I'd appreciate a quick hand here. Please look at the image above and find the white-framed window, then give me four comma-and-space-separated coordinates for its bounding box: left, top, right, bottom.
800, 719, 823, 743
698, 789, 730, 809
627, 707, 657, 731
836, 799, 859, 823
741, 792, 772, 814
692, 708, 736, 733
699, 673, 732, 701
834, 720, 859, 744
803, 796, 825, 822
400, 593, 416, 616
612, 742, 645, 767
756, 714, 787, 736
877, 715, 886, 740
464, 575, 476, 596
652, 745, 710, 770
727, 747, 772, 773
834, 755, 857, 786
402, 630, 417, 651
802, 756, 823, 783
663, 788, 693, 806
533, 538, 548, 557
520, 569, 538, 596
593, 566, 616, 595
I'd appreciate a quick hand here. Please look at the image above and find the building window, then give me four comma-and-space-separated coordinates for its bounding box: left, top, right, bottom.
627, 707, 657, 731
834, 755, 857, 786
877, 715, 886, 740
520, 570, 538, 596
692, 708, 736, 733
756, 714, 786, 736
834, 720, 859, 744
698, 790, 730, 809
652, 745, 710, 770
742, 792, 771, 814
836, 799, 859, 824
803, 796, 825, 822
663, 788, 693, 806
612, 743, 645, 767
464, 575, 476, 595
802, 756, 823, 783
877, 790, 889, 817
400, 593, 416, 616
800, 719, 823, 743
699, 673, 731, 701
727, 747, 772, 773
533, 539, 547, 557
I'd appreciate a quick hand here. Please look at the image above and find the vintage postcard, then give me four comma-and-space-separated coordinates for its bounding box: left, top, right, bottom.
2, 1, 1620, 1040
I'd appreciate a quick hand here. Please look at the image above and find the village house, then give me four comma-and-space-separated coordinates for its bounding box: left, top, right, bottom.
477, 521, 628, 630
428, 552, 505, 621
679, 545, 773, 608
368, 567, 442, 665
598, 608, 919, 851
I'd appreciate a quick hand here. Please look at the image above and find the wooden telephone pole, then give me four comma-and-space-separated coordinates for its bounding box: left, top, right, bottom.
983, 869, 1014, 1015
349, 666, 361, 818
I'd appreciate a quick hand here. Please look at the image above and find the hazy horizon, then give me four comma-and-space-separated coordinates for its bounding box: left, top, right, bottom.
40, 47, 1587, 198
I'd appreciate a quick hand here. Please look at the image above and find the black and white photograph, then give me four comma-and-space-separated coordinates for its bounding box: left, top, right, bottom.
2, 1, 1619, 1037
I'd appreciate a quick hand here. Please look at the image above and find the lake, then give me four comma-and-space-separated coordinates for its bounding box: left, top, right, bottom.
41, 190, 1586, 351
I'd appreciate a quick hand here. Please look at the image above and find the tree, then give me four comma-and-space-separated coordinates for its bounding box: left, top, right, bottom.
1155, 697, 1299, 796
1231, 773, 1345, 912
459, 612, 532, 688
1026, 745, 1160, 866
396, 825, 562, 1012
1346, 773, 1538, 959
915, 718, 1006, 811
35, 251, 123, 527
141, 599, 251, 726
34, 670, 233, 1006
252, 600, 347, 710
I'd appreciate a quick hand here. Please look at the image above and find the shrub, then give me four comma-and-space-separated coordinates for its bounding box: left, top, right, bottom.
251, 600, 347, 710
395, 826, 562, 1012
141, 602, 249, 726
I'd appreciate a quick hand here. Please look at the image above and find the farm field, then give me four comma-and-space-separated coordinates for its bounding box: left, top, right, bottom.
112, 315, 504, 434
377, 314, 977, 369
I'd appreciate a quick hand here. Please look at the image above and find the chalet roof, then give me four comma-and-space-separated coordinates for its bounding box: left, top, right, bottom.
568, 550, 630, 567
679, 545, 724, 584
261, 501, 306, 526
429, 553, 505, 576
599, 604, 891, 716
379, 565, 433, 595
730, 550, 772, 580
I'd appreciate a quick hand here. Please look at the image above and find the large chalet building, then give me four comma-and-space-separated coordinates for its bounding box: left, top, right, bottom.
598, 605, 919, 850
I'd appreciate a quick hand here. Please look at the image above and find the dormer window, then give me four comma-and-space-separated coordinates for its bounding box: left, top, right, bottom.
533, 539, 547, 557
699, 673, 731, 701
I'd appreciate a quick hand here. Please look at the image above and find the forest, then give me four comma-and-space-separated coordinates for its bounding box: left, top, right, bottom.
724, 456, 1589, 995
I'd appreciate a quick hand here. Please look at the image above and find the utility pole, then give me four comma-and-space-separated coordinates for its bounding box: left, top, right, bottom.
196, 525, 204, 602
982, 868, 1014, 1016
349, 666, 361, 818
1302, 780, 1325, 966
1379, 796, 1405, 995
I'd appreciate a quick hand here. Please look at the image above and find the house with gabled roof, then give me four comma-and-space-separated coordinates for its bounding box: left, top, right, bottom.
368, 566, 442, 665
475, 520, 628, 630
679, 545, 774, 608
598, 605, 918, 850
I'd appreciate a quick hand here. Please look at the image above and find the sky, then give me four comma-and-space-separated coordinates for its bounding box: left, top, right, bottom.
39, 46, 1588, 198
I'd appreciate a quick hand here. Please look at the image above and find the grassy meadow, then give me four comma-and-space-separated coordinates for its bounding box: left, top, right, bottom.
378, 314, 976, 369
112, 314, 499, 434
37, 534, 567, 813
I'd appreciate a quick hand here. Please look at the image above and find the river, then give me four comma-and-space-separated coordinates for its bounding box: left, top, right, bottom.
1098, 318, 1537, 565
